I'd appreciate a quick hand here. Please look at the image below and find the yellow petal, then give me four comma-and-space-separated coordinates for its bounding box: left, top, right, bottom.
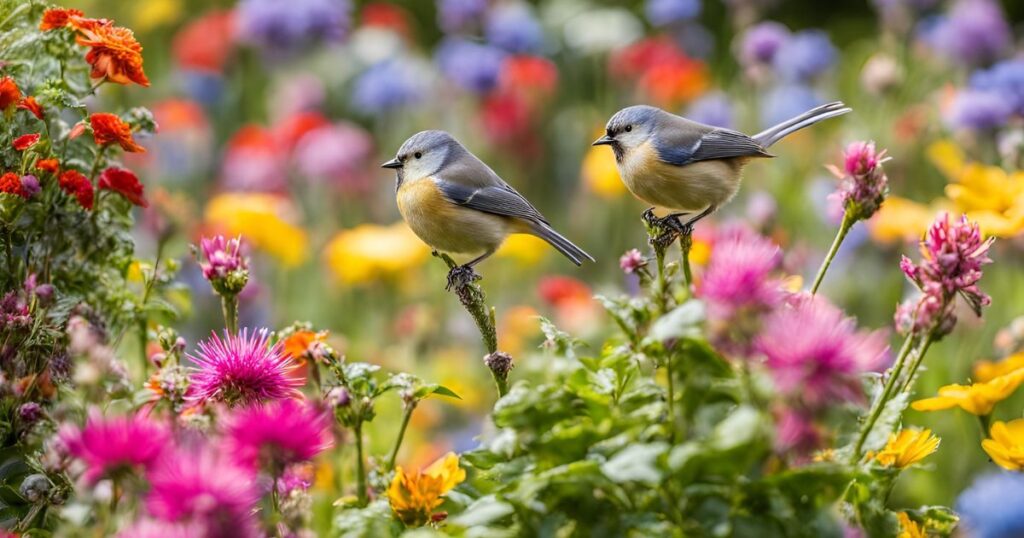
911, 396, 958, 412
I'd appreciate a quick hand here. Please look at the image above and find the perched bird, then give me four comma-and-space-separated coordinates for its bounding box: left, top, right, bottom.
382, 131, 593, 285
593, 101, 851, 231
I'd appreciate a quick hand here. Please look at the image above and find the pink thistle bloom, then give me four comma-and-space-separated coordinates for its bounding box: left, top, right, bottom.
59, 411, 170, 484
618, 248, 645, 274
145, 444, 260, 538
773, 407, 820, 457
827, 140, 889, 222
117, 518, 206, 538
188, 328, 302, 406
756, 295, 891, 409
198, 235, 249, 296
223, 398, 334, 472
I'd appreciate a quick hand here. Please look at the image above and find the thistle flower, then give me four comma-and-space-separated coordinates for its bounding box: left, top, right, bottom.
755, 296, 890, 408
222, 398, 333, 472
197, 235, 249, 297
188, 329, 300, 406
387, 452, 466, 527
59, 411, 169, 483
117, 519, 205, 538
874, 428, 940, 468
827, 141, 889, 222
981, 419, 1024, 471
957, 472, 1024, 538
145, 444, 260, 538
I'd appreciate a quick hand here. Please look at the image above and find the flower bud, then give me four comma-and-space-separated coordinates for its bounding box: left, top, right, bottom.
618, 249, 645, 274
19, 474, 51, 504
326, 387, 350, 408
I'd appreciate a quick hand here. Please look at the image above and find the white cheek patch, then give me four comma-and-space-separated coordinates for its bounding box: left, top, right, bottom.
404, 147, 449, 180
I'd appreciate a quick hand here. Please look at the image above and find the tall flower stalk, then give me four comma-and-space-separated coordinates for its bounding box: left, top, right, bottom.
196, 235, 249, 333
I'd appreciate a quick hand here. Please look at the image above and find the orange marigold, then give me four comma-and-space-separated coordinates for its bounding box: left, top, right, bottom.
35, 159, 60, 175
17, 97, 44, 120
0, 77, 20, 110
38, 8, 85, 31
76, 23, 150, 87
90, 113, 146, 153
59, 170, 94, 210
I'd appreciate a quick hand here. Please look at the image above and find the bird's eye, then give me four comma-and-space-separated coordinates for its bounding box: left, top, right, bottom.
625, 125, 633, 133
414, 152, 422, 159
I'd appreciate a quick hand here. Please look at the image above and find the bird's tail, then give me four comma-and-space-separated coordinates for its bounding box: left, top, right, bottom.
752, 101, 852, 148
529, 222, 595, 266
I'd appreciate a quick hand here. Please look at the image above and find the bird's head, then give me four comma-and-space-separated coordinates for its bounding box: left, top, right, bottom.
593, 105, 661, 162
382, 130, 458, 182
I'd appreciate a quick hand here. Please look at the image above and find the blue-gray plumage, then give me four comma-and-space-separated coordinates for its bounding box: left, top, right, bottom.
382, 130, 594, 271
594, 101, 851, 225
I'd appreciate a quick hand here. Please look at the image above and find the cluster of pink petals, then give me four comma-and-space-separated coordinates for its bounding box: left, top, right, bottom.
828, 140, 889, 221
60, 411, 170, 484
697, 226, 783, 320
199, 235, 247, 282
223, 398, 334, 471
756, 295, 891, 409
188, 328, 302, 406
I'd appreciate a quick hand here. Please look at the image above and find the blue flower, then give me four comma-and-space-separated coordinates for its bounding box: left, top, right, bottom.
351, 60, 426, 115
772, 30, 836, 82
760, 84, 821, 128
970, 59, 1024, 116
917, 0, 1010, 66
435, 38, 507, 94
645, 0, 702, 26
738, 21, 790, 66
237, 0, 350, 56
686, 92, 733, 128
947, 89, 1014, 130
437, 0, 488, 33
485, 3, 543, 54
957, 473, 1024, 538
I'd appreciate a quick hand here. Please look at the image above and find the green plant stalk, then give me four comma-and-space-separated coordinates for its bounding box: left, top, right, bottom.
810, 211, 854, 295
221, 294, 239, 334
665, 351, 677, 443
850, 332, 918, 461
387, 401, 417, 471
898, 332, 936, 393
137, 241, 166, 374
652, 239, 670, 316
679, 232, 693, 290
354, 422, 367, 506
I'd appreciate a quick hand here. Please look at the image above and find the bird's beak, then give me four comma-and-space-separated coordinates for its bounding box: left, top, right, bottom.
381, 158, 402, 169
592, 135, 614, 146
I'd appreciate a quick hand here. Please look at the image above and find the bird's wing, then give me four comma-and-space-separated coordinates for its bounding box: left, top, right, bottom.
435, 179, 549, 225
655, 117, 772, 166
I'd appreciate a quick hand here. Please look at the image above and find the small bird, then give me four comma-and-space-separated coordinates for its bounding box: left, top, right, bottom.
593, 101, 851, 233
382, 130, 593, 286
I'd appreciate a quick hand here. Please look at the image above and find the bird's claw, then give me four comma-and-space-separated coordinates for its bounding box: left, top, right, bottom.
446, 265, 481, 291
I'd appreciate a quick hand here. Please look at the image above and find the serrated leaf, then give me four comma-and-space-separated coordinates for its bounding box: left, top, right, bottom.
862, 393, 909, 454
648, 300, 705, 342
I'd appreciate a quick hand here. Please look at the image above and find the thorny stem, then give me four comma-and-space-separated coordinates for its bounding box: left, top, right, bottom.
810, 211, 854, 295
387, 401, 417, 472
850, 333, 918, 461
353, 423, 367, 506
221, 294, 239, 334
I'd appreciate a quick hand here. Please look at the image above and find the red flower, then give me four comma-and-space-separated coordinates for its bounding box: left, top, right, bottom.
538, 276, 592, 307
98, 167, 147, 207
90, 113, 146, 153
274, 112, 329, 152
39, 8, 85, 31
0, 77, 21, 110
499, 56, 558, 97
18, 97, 44, 120
0, 172, 27, 198
361, 3, 412, 38
36, 159, 60, 175
13, 133, 41, 151
171, 10, 235, 73
59, 170, 94, 210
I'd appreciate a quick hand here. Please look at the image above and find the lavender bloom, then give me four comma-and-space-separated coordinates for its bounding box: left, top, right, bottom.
947, 89, 1014, 130
20, 175, 39, 197
685, 91, 734, 128
485, 3, 543, 54
188, 328, 301, 406
739, 21, 790, 66
293, 123, 374, 188
970, 59, 1024, 116
435, 38, 507, 94
198, 235, 249, 297
761, 84, 821, 128
437, 0, 488, 33
237, 0, 351, 56
645, 0, 702, 26
18, 402, 44, 425
918, 0, 1010, 66
957, 473, 1024, 538
351, 60, 426, 114
772, 30, 837, 82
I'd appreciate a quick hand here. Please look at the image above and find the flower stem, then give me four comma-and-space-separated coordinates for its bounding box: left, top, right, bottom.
353, 423, 367, 506
898, 332, 936, 393
665, 351, 677, 443
810, 212, 854, 295
387, 402, 416, 472
850, 332, 917, 462
679, 232, 693, 290
652, 238, 670, 316
221, 294, 239, 334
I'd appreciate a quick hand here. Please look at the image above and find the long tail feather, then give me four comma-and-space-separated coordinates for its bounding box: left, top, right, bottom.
753, 101, 852, 148
529, 223, 594, 266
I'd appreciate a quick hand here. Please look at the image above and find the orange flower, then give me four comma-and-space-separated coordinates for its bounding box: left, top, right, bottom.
172, 10, 235, 73
17, 97, 44, 120
76, 22, 150, 87
98, 167, 147, 207
282, 330, 321, 360
90, 113, 146, 153
12, 134, 40, 151
35, 159, 60, 175
38, 8, 85, 31
0, 77, 21, 110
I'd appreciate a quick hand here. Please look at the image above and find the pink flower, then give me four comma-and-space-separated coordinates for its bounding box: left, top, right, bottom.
618, 249, 645, 274
198, 235, 248, 294
223, 398, 333, 472
188, 329, 301, 406
756, 296, 890, 408
773, 407, 820, 456
145, 444, 260, 538
828, 140, 889, 222
117, 518, 206, 538
59, 411, 170, 483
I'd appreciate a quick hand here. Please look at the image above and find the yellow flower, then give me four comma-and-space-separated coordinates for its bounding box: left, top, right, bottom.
689, 237, 711, 266
581, 141, 626, 198
323, 222, 428, 284
496, 234, 548, 266
974, 352, 1024, 383
868, 196, 950, 244
911, 370, 1024, 416
874, 428, 940, 468
133, 0, 182, 31
205, 193, 309, 266
982, 419, 1024, 471
897, 512, 926, 538
387, 452, 465, 527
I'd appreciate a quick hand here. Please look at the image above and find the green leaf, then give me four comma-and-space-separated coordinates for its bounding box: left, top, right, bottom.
600, 442, 668, 484
449, 495, 515, 527
861, 392, 909, 454
414, 384, 462, 400
648, 300, 705, 342
709, 406, 765, 451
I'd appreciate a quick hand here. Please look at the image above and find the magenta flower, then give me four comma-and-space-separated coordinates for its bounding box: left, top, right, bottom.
117, 518, 205, 538
618, 249, 645, 274
59, 411, 170, 484
223, 398, 333, 472
773, 407, 820, 457
145, 444, 260, 538
756, 296, 890, 408
197, 235, 249, 296
827, 140, 889, 222
188, 328, 301, 406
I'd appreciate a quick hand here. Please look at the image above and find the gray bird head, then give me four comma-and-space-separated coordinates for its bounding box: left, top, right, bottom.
593, 105, 662, 162
381, 130, 461, 181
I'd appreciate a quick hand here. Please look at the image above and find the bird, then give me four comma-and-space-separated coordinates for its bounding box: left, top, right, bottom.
593, 101, 851, 235
382, 130, 593, 288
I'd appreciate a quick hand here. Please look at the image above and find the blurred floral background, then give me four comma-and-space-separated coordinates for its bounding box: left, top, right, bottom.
39, 0, 1024, 529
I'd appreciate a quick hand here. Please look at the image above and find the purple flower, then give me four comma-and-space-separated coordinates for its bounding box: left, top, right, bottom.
435, 37, 507, 94
645, 0, 702, 26
947, 89, 1013, 130
619, 249, 645, 274
0, 290, 30, 329
223, 398, 333, 471
18, 402, 43, 425
828, 141, 889, 221
918, 0, 1010, 66
756, 296, 890, 408
237, 0, 351, 56
437, 0, 488, 33
198, 235, 249, 297
970, 59, 1024, 116
351, 59, 427, 114
59, 411, 170, 484
739, 21, 790, 66
188, 328, 301, 406
20, 175, 39, 197
146, 444, 260, 538
760, 84, 821, 128
277, 463, 314, 495
293, 123, 374, 189
685, 91, 734, 128
772, 30, 837, 82
957, 473, 1024, 538
485, 3, 543, 54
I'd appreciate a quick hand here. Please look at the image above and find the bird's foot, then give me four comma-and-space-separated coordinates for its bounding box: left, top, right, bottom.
641, 207, 659, 229
446, 265, 481, 292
